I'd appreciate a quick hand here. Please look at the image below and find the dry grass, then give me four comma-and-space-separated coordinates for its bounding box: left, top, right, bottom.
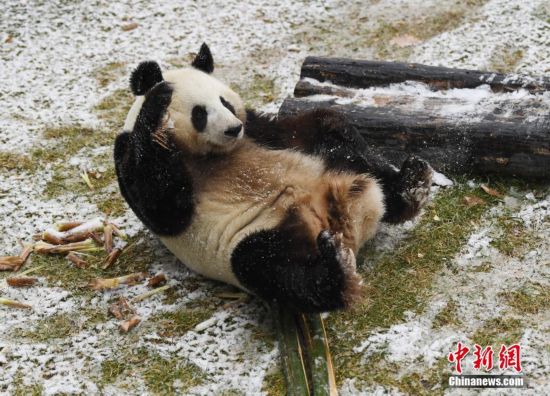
500, 283, 550, 315
489, 45, 525, 73
472, 317, 523, 349
491, 211, 539, 258
93, 62, 127, 88
432, 299, 461, 329
0, 152, 35, 172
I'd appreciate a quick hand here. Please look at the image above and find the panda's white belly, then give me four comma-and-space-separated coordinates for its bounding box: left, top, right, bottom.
159, 142, 327, 289
159, 188, 288, 289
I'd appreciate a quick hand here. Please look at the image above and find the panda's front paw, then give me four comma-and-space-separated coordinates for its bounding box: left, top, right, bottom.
316, 230, 362, 308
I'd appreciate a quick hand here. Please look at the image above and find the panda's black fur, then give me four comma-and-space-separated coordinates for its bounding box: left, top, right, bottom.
115, 82, 195, 236
114, 43, 432, 313
129, 61, 164, 96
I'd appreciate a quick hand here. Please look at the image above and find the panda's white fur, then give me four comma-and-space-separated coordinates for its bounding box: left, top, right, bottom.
116, 46, 394, 312
158, 142, 385, 290
123, 95, 145, 132
164, 68, 245, 153
123, 67, 385, 289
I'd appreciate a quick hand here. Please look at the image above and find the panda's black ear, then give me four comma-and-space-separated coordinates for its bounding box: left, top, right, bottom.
130, 61, 164, 96
191, 43, 214, 74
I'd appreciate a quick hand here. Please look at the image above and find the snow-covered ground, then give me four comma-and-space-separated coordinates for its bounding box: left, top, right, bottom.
1, 0, 549, 394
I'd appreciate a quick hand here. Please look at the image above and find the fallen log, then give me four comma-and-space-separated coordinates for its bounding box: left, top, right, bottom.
299, 57, 550, 94
279, 96, 550, 179
281, 59, 550, 180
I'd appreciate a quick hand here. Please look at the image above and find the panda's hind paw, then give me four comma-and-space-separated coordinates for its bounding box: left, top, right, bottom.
399, 155, 433, 211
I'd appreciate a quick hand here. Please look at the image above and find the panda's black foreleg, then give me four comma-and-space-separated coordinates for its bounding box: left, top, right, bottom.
246, 109, 433, 223
114, 82, 194, 236
231, 227, 361, 313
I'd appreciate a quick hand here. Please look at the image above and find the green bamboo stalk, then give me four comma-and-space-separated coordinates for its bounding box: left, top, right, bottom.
274, 304, 310, 396
299, 314, 338, 396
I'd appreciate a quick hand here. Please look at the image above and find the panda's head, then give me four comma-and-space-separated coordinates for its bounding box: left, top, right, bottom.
124, 43, 246, 155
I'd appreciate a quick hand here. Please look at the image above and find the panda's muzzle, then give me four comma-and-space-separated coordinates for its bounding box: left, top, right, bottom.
224, 124, 242, 138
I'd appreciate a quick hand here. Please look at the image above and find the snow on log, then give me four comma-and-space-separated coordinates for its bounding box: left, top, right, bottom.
280, 76, 550, 179
298, 57, 550, 94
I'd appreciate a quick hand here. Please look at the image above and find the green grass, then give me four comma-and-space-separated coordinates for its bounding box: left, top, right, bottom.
100, 348, 204, 394
19, 313, 77, 342
12, 371, 44, 396
491, 211, 539, 257
142, 356, 203, 395
14, 308, 109, 343
43, 164, 116, 200
152, 307, 216, 337
432, 299, 461, 329
469, 261, 493, 273
101, 359, 128, 380
0, 151, 35, 172
472, 317, 523, 349
352, 353, 450, 395
500, 283, 550, 315
33, 85, 131, 199
261, 367, 285, 396
325, 181, 501, 389
97, 191, 128, 217
32, 123, 117, 199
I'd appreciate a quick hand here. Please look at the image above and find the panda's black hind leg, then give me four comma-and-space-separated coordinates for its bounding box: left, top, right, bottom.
246, 109, 433, 223
263, 108, 434, 223
231, 228, 362, 313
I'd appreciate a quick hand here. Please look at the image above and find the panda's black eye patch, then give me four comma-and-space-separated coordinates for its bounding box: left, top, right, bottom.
220, 96, 236, 115
191, 105, 208, 132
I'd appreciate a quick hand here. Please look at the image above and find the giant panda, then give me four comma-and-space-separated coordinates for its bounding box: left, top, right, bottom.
114, 43, 432, 312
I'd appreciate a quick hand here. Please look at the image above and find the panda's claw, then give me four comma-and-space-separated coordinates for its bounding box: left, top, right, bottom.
317, 230, 357, 276
317, 229, 337, 256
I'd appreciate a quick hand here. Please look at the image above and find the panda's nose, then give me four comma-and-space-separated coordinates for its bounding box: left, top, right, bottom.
224, 124, 242, 137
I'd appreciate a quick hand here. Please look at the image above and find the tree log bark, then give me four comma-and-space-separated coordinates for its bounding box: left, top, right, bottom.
299, 57, 550, 94
279, 97, 550, 180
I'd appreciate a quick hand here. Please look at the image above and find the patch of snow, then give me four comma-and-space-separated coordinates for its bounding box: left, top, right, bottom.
300, 79, 550, 123
433, 171, 454, 187
340, 378, 404, 396
413, 0, 550, 76
147, 302, 278, 395
354, 314, 466, 367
